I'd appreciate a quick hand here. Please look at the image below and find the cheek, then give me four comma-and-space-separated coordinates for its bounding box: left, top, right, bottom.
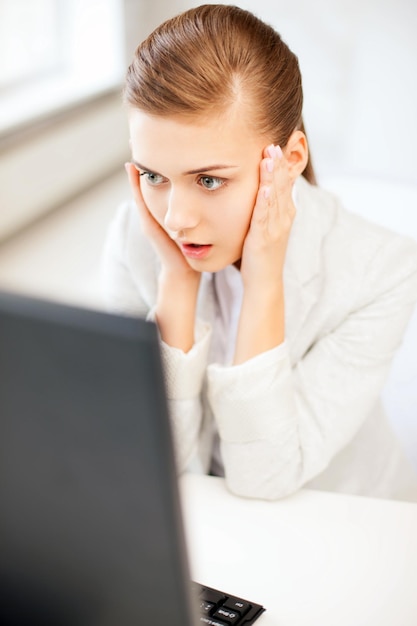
223, 182, 258, 238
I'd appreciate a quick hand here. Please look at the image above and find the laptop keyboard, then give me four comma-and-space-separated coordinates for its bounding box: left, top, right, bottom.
192, 582, 265, 625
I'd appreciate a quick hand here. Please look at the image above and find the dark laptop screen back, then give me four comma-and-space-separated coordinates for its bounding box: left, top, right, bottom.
0, 290, 197, 625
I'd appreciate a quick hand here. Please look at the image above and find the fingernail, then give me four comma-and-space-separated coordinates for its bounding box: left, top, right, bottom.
267, 144, 275, 159
275, 145, 283, 159
266, 158, 274, 173
124, 162, 131, 172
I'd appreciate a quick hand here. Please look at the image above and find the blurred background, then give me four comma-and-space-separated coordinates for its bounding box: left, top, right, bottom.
0, 0, 416, 469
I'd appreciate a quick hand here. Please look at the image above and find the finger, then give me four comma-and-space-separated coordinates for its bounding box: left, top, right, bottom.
266, 144, 284, 177
250, 183, 272, 233
124, 162, 146, 210
259, 145, 287, 205
124, 162, 163, 242
262, 143, 283, 160
256, 145, 284, 215
124, 161, 162, 233
260, 144, 279, 186
255, 148, 295, 234
264, 145, 294, 210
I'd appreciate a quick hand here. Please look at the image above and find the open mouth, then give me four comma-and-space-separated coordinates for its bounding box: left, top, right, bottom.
180, 243, 212, 259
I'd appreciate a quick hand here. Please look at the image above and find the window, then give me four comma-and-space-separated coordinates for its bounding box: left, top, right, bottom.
0, 0, 125, 134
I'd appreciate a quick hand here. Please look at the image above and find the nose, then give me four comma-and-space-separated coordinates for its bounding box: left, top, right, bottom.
164, 187, 199, 234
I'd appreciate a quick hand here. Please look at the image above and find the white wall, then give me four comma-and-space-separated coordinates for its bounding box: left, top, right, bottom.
0, 92, 129, 240
3, 0, 415, 239
125, 0, 417, 185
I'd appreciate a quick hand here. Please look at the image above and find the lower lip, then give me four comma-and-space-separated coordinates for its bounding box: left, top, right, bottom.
180, 244, 213, 260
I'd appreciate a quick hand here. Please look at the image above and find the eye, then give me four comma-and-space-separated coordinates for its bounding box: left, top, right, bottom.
140, 171, 167, 186
198, 175, 225, 191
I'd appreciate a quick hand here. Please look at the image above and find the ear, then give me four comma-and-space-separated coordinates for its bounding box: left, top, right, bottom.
282, 130, 308, 180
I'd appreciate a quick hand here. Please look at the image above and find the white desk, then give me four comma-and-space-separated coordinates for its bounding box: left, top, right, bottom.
180, 474, 417, 626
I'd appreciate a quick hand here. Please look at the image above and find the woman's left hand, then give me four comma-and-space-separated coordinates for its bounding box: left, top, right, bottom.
233, 144, 296, 364
239, 144, 296, 293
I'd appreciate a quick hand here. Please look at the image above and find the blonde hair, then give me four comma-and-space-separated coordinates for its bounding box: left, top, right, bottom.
124, 4, 316, 184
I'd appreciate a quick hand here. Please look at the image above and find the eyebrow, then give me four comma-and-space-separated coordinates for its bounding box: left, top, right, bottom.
132, 160, 238, 175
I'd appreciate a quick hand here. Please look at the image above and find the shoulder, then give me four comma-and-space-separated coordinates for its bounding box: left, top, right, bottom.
104, 199, 159, 271
285, 178, 417, 368
102, 199, 160, 311
105, 199, 142, 250
295, 176, 417, 280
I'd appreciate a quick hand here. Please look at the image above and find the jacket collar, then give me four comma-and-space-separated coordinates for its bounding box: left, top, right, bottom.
283, 177, 333, 347
284, 176, 326, 287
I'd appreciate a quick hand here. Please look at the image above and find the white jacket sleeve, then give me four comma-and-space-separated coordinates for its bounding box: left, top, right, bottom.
100, 202, 151, 316
158, 322, 212, 473
207, 236, 417, 500
101, 201, 211, 473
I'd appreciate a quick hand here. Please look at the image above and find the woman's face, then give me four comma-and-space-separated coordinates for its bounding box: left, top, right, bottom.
128, 104, 268, 272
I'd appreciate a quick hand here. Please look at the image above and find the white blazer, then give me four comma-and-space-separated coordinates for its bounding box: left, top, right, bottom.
101, 176, 417, 501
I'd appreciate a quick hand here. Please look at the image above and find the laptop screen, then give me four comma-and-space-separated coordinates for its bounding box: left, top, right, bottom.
0, 290, 197, 625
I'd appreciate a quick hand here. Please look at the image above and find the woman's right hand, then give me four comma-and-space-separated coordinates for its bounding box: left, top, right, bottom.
125, 163, 199, 282
125, 162, 201, 352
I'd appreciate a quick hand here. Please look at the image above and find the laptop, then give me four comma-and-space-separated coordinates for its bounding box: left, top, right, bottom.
0, 289, 265, 625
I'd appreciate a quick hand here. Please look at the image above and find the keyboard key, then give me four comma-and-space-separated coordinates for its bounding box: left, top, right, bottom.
192, 581, 265, 625
224, 598, 251, 615
213, 606, 241, 624
200, 588, 226, 606
199, 618, 229, 626
200, 600, 215, 614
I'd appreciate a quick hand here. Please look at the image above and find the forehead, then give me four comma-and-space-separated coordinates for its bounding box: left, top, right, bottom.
128, 105, 266, 170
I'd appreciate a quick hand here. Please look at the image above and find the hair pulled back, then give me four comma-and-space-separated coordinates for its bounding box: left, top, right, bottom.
124, 4, 315, 184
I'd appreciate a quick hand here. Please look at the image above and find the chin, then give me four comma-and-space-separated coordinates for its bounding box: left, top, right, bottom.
190, 257, 242, 274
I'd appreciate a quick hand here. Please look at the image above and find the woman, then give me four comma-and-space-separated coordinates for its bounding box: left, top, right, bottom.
102, 4, 417, 500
